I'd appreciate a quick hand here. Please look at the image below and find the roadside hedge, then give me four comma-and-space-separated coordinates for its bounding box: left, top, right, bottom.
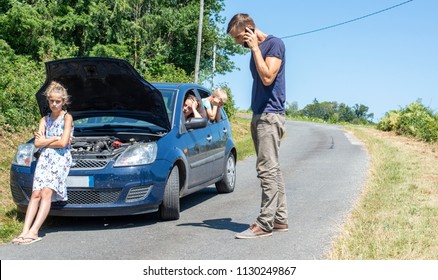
377, 101, 438, 143
0, 40, 43, 131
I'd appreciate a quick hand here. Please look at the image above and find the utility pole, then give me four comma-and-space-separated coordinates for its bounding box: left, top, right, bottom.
212, 43, 216, 87
194, 0, 204, 84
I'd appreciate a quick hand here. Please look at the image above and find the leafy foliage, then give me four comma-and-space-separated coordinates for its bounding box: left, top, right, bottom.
0, 0, 245, 131
377, 101, 438, 142
217, 83, 236, 120
0, 0, 243, 75
0, 40, 43, 131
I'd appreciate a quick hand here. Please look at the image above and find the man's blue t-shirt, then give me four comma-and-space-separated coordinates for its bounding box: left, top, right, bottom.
249, 35, 286, 114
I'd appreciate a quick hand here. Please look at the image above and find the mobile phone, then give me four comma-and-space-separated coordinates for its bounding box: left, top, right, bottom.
243, 27, 255, 48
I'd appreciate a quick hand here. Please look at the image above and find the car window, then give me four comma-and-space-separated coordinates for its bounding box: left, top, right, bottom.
157, 89, 176, 124
197, 88, 226, 123
198, 89, 210, 99
75, 116, 157, 128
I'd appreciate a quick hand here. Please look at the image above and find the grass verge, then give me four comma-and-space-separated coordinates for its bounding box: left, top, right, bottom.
0, 128, 33, 243
328, 126, 438, 259
230, 116, 253, 160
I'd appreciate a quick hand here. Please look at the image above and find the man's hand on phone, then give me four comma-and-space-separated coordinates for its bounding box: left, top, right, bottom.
244, 27, 255, 48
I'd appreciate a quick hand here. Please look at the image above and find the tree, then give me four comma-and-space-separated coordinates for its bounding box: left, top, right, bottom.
301, 99, 337, 121
285, 101, 300, 117
0, 0, 240, 81
338, 103, 355, 123
217, 83, 236, 119
0, 0, 245, 131
353, 104, 374, 123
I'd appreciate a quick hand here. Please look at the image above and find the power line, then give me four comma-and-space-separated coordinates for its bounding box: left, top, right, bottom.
280, 0, 414, 39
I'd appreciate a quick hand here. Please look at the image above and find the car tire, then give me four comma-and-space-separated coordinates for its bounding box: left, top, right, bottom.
159, 166, 180, 220
215, 153, 236, 193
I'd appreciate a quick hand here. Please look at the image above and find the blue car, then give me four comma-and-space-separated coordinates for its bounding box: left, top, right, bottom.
10, 57, 237, 220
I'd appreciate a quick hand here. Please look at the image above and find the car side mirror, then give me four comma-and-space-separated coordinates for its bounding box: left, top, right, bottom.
185, 117, 208, 130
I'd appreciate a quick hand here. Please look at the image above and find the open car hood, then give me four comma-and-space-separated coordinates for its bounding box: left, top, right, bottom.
36, 57, 170, 131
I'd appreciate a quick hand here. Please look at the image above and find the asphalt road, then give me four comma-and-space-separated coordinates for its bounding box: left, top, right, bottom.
0, 121, 369, 260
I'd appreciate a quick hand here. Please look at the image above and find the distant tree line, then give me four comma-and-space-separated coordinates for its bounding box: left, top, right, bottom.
285, 98, 374, 124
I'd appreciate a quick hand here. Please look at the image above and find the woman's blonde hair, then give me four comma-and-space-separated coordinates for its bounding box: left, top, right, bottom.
44, 81, 70, 108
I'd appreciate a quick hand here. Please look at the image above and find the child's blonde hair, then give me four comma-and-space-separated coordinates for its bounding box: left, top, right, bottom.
214, 88, 228, 103
44, 81, 70, 108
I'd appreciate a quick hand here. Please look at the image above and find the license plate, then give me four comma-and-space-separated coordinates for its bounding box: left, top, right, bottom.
66, 176, 94, 188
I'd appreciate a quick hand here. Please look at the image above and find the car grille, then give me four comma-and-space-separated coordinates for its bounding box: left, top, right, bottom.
125, 186, 152, 203
62, 189, 121, 205
71, 159, 110, 170
23, 188, 121, 205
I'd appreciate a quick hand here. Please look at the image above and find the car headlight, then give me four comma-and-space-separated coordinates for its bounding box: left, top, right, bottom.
114, 142, 158, 167
12, 143, 37, 167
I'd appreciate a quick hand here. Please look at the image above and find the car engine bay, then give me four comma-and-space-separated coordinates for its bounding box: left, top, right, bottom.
71, 136, 128, 156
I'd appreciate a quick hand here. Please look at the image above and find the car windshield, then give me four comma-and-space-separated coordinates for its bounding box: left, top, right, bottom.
74, 116, 166, 133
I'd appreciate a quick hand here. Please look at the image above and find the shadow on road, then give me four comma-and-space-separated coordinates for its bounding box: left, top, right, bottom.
180, 186, 220, 211
176, 218, 248, 233
32, 186, 225, 237
39, 212, 159, 236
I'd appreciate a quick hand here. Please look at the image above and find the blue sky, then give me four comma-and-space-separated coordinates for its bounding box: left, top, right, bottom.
213, 0, 437, 121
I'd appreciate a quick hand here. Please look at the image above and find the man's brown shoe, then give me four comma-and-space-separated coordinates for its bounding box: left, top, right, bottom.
235, 224, 273, 239
273, 222, 288, 232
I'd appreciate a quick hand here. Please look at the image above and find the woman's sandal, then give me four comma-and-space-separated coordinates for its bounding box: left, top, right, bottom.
11, 236, 25, 244
19, 237, 42, 245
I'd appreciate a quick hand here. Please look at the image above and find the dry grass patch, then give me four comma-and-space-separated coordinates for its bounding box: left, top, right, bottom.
328, 126, 438, 259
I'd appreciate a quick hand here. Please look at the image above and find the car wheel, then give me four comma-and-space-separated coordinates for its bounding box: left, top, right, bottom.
159, 166, 180, 220
215, 153, 236, 193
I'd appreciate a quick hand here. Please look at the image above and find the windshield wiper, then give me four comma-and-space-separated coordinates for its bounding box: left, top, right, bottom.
75, 125, 167, 136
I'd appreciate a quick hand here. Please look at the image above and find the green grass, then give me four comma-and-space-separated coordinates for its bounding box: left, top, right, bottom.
230, 116, 254, 160
0, 128, 33, 243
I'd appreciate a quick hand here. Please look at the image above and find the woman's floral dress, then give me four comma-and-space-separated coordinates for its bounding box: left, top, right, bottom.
33, 112, 73, 201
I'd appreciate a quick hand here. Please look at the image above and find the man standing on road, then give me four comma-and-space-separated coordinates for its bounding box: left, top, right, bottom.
227, 13, 288, 239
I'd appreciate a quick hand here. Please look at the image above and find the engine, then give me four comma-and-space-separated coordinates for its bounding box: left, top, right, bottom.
71, 136, 130, 159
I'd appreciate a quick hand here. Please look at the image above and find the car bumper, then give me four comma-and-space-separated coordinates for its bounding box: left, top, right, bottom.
10, 160, 171, 217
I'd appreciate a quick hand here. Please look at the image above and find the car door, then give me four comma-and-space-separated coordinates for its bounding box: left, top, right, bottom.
180, 89, 215, 188
197, 89, 227, 181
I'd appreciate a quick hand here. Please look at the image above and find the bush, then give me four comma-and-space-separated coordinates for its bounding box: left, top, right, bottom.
377, 101, 438, 142
377, 110, 402, 131
0, 40, 43, 131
